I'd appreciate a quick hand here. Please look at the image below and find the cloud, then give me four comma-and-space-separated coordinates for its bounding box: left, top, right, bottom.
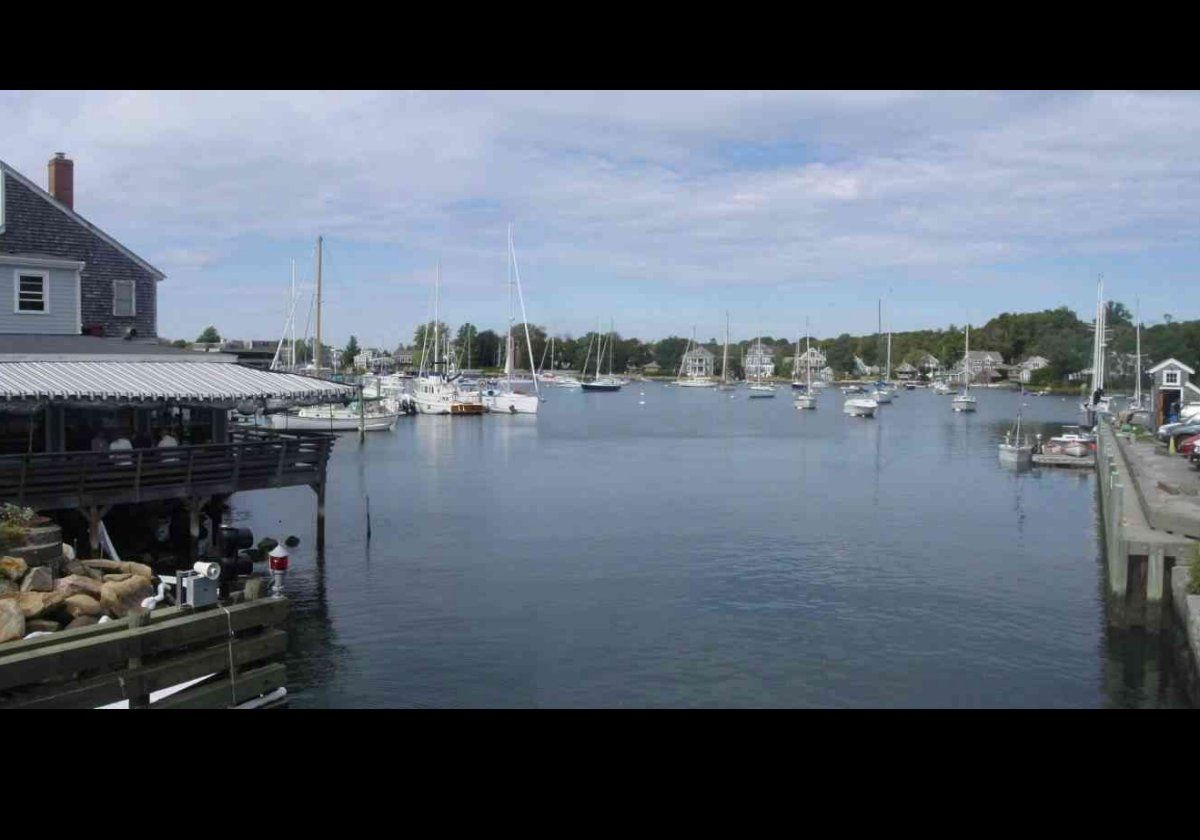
1, 90, 1197, 342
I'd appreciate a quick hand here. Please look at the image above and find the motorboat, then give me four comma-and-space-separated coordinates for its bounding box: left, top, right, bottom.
998, 412, 1033, 468
843, 397, 878, 417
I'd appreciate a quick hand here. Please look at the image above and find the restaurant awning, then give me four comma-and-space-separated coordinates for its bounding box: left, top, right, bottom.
0, 361, 356, 405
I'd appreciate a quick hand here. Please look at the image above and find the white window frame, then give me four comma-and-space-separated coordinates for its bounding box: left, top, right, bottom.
113, 279, 137, 317
1164, 370, 1180, 387
0, 170, 6, 233
13, 269, 49, 315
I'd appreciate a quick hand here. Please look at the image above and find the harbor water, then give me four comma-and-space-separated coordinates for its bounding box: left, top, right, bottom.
233, 384, 1191, 707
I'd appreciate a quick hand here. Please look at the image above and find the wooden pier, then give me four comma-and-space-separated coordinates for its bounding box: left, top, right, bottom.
1032, 452, 1096, 468
0, 589, 287, 709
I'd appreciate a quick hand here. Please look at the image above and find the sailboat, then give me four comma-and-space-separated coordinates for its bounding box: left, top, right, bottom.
676, 327, 717, 387
581, 318, 623, 391
872, 299, 894, 404
998, 409, 1033, 468
483, 226, 541, 414
794, 319, 817, 410
412, 263, 485, 415
791, 331, 806, 391
747, 335, 776, 398
1129, 298, 1144, 412
1082, 277, 1112, 416
717, 312, 736, 391
952, 323, 978, 412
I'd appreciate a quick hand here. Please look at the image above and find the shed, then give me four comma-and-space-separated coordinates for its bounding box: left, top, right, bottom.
1147, 358, 1198, 427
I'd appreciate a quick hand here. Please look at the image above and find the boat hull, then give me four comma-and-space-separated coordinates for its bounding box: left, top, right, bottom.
843, 398, 878, 417
268, 412, 399, 431
998, 444, 1034, 468
482, 390, 540, 414
581, 382, 622, 392
952, 397, 977, 412
794, 395, 817, 410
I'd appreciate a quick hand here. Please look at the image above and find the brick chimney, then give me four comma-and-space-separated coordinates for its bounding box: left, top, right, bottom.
48, 152, 74, 210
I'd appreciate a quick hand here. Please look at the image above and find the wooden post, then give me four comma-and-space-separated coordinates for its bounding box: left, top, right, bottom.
127, 609, 151, 708
358, 384, 366, 444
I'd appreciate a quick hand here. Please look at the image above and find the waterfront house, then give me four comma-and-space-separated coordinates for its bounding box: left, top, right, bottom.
796, 346, 826, 374
853, 356, 879, 377
918, 353, 941, 376
642, 360, 661, 376
894, 361, 918, 380
1148, 358, 1199, 427
393, 349, 415, 370
681, 345, 715, 378
744, 343, 775, 378
1018, 355, 1050, 384
0, 153, 354, 559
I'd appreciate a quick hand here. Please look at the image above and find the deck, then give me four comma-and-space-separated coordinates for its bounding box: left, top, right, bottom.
0, 428, 335, 511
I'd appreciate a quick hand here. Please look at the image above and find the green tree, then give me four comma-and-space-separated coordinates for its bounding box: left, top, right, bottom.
341, 335, 361, 370
196, 325, 221, 343
456, 323, 479, 367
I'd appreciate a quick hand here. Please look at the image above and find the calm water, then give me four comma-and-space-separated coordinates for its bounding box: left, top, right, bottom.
233, 384, 1190, 708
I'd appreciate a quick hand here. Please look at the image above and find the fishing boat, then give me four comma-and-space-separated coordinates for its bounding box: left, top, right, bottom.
747, 335, 776, 398
412, 264, 485, 415
998, 411, 1033, 468
933, 380, 953, 395
843, 396, 878, 417
483, 226, 541, 414
841, 384, 867, 395
794, 318, 817, 410
952, 324, 978, 412
581, 319, 623, 391
675, 327, 717, 387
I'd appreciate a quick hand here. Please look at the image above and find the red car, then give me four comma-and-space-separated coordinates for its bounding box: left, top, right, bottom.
1180, 434, 1200, 456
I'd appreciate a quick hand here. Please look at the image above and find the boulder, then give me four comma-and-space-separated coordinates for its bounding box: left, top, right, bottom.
0, 555, 28, 582
15, 590, 66, 619
63, 594, 103, 618
61, 543, 75, 562
0, 599, 24, 643
0, 579, 19, 598
99, 576, 153, 618
25, 619, 60, 633
54, 574, 103, 598
20, 566, 53, 593
83, 566, 104, 582
83, 559, 153, 579
102, 573, 132, 583
65, 615, 98, 629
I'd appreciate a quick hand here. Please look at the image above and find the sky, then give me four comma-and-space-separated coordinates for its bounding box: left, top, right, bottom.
3, 90, 1199, 349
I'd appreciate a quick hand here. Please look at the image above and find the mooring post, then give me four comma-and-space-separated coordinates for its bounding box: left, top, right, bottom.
127, 609, 151, 709
1147, 546, 1165, 603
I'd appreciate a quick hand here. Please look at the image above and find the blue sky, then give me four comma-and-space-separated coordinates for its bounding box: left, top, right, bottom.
3, 90, 1198, 348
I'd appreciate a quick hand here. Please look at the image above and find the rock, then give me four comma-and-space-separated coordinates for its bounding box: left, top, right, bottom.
20, 566, 53, 593
83, 559, 152, 578
25, 619, 60, 633
15, 590, 66, 619
99, 576, 153, 618
0, 555, 28, 581
54, 574, 103, 598
65, 615, 98, 629
0, 579, 19, 598
64, 594, 103, 618
102, 573, 132, 583
61, 543, 75, 562
0, 599, 24, 643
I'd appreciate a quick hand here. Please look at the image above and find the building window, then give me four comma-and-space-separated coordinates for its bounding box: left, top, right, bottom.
14, 271, 48, 314
1164, 370, 1180, 387
113, 279, 136, 317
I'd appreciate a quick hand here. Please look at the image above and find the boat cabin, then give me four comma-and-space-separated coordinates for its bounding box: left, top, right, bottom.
1147, 358, 1199, 427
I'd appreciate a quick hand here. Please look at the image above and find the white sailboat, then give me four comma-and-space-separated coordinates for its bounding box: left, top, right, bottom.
1129, 298, 1144, 412
747, 335, 776, 398
1082, 276, 1112, 416
675, 327, 717, 387
872, 299, 893, 404
952, 323, 978, 412
581, 318, 623, 391
483, 226, 541, 414
412, 263, 484, 415
795, 318, 817, 410
717, 312, 736, 391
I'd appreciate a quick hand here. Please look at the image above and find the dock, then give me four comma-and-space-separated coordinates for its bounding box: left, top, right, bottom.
1032, 453, 1096, 468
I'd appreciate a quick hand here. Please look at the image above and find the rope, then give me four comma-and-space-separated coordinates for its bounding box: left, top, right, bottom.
220, 604, 238, 707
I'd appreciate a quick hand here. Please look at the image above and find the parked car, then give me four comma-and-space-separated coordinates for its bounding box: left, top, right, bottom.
1180, 434, 1200, 456
1158, 421, 1200, 442
1191, 445, 1200, 470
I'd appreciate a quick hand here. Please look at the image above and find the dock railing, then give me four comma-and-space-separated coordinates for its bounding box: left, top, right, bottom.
0, 591, 287, 709
0, 429, 334, 511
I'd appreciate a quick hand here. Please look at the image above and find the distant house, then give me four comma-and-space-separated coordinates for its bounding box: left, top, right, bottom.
681, 345, 715, 378
393, 350, 415, 369
1018, 355, 1050, 384
796, 346, 826, 373
642, 360, 662, 375
950, 349, 1006, 384
819, 366, 835, 382
744, 344, 775, 378
917, 353, 941, 374
853, 356, 879, 377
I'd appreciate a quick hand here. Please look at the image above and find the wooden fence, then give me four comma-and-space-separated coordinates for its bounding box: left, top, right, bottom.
0, 593, 287, 709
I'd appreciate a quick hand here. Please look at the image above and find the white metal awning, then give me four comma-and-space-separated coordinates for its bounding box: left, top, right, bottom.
0, 361, 356, 404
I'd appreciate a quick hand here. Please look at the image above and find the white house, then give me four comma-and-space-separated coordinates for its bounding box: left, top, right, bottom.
1018, 355, 1050, 384
1148, 358, 1200, 427
744, 344, 775, 378
681, 345, 715, 378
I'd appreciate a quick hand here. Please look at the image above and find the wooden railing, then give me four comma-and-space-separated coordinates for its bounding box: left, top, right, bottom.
0, 429, 334, 511
0, 594, 287, 709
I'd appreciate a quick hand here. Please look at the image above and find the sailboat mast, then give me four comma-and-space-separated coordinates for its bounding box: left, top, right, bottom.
1135, 297, 1142, 406
964, 323, 970, 393
290, 258, 297, 369
314, 235, 323, 374
723, 312, 730, 384
806, 317, 812, 387
434, 261, 440, 374
508, 225, 540, 396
